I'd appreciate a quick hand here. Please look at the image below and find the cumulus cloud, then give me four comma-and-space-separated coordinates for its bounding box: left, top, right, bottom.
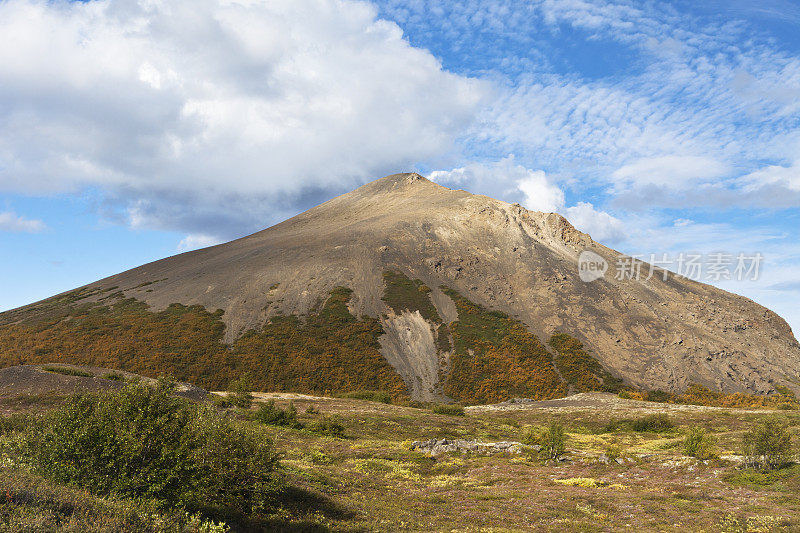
0, 0, 484, 238
0, 211, 46, 233
429, 159, 628, 243
429, 157, 564, 212
564, 202, 626, 243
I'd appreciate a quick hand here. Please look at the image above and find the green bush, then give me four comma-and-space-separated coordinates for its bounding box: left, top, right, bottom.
41, 365, 93, 378
210, 393, 233, 408
603, 441, 623, 462
307, 416, 346, 438
100, 372, 126, 381
253, 400, 302, 428
523, 422, 566, 461
742, 418, 794, 471
341, 390, 392, 404
632, 413, 674, 432
228, 373, 254, 409
683, 426, 716, 460
20, 381, 280, 514
431, 404, 465, 416
0, 467, 230, 533
643, 390, 671, 403
0, 413, 32, 436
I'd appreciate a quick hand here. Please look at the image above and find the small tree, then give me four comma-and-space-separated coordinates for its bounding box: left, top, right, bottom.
683, 426, 716, 460
742, 418, 793, 471
229, 373, 254, 409
524, 422, 566, 461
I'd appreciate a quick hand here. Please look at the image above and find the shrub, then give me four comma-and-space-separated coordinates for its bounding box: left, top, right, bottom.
548, 333, 623, 393
683, 426, 716, 460
228, 373, 254, 409
523, 422, 566, 461
643, 390, 672, 403
305, 405, 319, 414
742, 418, 794, 471
20, 381, 280, 513
632, 413, 674, 432
441, 287, 567, 404
342, 390, 392, 404
41, 365, 93, 378
100, 372, 126, 381
253, 400, 302, 428
602, 418, 631, 433
307, 416, 346, 438
603, 441, 623, 462
431, 404, 465, 416
0, 413, 32, 436
210, 393, 233, 408
186, 406, 281, 513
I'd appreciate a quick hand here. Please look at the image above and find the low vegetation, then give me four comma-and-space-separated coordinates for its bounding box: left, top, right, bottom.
441, 287, 567, 404
41, 365, 93, 378
683, 426, 716, 459
340, 390, 392, 404
523, 421, 567, 461
0, 288, 408, 401
381, 270, 441, 323
742, 417, 794, 471
253, 400, 302, 428
623, 383, 800, 410
0, 382, 799, 531
431, 403, 465, 416
632, 413, 675, 432
548, 332, 623, 393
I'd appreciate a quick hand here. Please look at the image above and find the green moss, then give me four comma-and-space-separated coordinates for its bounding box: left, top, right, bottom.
382, 271, 441, 323
548, 332, 623, 393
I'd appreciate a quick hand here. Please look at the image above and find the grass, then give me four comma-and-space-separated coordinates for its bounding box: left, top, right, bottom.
431, 404, 465, 416
1, 389, 800, 531
340, 390, 392, 404
41, 365, 93, 378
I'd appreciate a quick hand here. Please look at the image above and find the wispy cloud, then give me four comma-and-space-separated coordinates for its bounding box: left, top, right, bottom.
0, 211, 46, 233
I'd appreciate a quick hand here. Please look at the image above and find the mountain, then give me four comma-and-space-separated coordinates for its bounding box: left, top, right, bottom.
2, 173, 799, 402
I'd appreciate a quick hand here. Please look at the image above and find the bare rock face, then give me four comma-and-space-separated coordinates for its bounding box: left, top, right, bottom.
4, 173, 800, 399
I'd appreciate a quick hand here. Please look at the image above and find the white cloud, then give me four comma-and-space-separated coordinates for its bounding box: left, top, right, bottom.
0, 0, 485, 238
611, 155, 730, 192
177, 233, 223, 252
564, 202, 626, 243
429, 157, 564, 212
516, 170, 564, 213
429, 159, 629, 244
740, 161, 800, 192
0, 211, 46, 233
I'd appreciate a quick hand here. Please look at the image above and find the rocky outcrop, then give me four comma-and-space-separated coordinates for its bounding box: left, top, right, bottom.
410, 438, 522, 456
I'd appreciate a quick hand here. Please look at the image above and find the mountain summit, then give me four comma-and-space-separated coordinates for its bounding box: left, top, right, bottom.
2, 173, 799, 402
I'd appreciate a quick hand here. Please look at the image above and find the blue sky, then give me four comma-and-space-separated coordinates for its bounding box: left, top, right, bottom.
1, 0, 799, 334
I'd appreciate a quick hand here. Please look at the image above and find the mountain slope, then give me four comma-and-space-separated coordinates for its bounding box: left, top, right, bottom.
2, 173, 799, 401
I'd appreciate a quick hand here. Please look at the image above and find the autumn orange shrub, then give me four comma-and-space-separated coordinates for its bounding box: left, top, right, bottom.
548, 332, 623, 393
441, 288, 567, 404
0, 287, 408, 401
